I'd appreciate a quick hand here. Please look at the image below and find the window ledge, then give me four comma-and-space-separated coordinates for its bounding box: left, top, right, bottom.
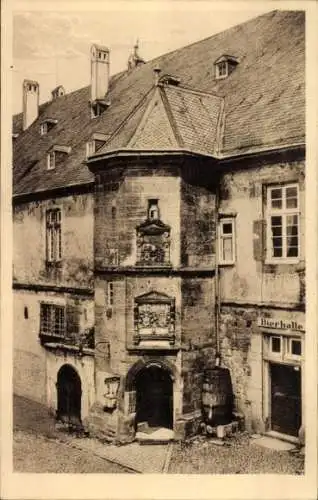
127, 343, 180, 352
264, 259, 300, 266
219, 261, 235, 267
133, 334, 175, 345
42, 342, 95, 356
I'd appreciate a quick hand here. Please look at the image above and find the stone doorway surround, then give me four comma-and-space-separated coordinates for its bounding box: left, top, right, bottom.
123, 357, 182, 439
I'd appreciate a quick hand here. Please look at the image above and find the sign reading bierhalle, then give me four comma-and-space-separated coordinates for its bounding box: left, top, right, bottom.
257, 317, 305, 332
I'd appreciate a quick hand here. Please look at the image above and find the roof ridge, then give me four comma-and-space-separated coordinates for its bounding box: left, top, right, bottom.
163, 83, 221, 100
214, 97, 225, 156
13, 11, 279, 120
159, 87, 184, 148
99, 86, 155, 149
148, 10, 278, 67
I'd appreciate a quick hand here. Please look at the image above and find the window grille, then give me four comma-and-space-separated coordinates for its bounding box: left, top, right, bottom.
40, 303, 65, 338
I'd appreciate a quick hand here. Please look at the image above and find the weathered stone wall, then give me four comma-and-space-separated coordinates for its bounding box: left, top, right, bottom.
219, 305, 305, 433
95, 167, 181, 268
14, 290, 47, 403
93, 165, 219, 438
94, 275, 182, 375
46, 349, 95, 422
218, 159, 305, 433
180, 277, 216, 415
13, 289, 94, 403
219, 160, 305, 306
94, 276, 127, 376
180, 179, 216, 268
13, 193, 94, 288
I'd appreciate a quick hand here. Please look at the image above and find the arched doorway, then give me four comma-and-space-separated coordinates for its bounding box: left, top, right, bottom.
56, 364, 82, 426
135, 365, 173, 430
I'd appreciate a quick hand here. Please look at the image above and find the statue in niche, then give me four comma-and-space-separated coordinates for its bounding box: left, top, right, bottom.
136, 199, 171, 266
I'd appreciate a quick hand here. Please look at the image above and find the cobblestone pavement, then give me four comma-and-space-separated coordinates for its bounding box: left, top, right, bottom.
168, 434, 305, 474
14, 430, 132, 473
13, 395, 132, 473
13, 395, 305, 475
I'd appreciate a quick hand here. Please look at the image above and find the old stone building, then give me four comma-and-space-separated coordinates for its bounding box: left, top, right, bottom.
13, 10, 305, 443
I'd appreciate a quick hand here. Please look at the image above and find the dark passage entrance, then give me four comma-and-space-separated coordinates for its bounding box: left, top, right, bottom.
270, 363, 301, 437
135, 365, 173, 429
56, 364, 82, 426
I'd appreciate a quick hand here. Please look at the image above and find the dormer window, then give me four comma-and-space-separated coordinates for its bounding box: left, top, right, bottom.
40, 118, 58, 136
86, 133, 109, 158
214, 55, 239, 80
91, 102, 103, 118
51, 85, 65, 100
41, 123, 48, 136
86, 141, 96, 157
216, 61, 228, 78
47, 145, 71, 170
47, 151, 55, 170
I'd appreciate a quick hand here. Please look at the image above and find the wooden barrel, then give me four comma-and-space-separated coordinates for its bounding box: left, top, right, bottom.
202, 367, 234, 426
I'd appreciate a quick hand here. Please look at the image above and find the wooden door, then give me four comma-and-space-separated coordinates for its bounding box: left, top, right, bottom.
136, 366, 173, 429
57, 364, 82, 425
270, 363, 301, 437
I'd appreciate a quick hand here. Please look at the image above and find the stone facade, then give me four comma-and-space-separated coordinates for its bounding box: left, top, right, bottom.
217, 157, 305, 439
12, 12, 305, 444
13, 192, 94, 405
13, 193, 94, 288
90, 160, 217, 440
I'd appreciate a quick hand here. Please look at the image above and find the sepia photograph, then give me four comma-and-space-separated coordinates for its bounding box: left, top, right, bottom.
2, 0, 317, 498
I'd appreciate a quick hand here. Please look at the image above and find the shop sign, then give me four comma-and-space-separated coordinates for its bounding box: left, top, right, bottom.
257, 317, 305, 332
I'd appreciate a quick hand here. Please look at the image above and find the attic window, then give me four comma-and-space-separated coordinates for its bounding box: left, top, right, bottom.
86, 141, 96, 157
40, 118, 58, 136
47, 145, 71, 170
215, 55, 238, 80
216, 61, 228, 79
51, 86, 65, 100
40, 123, 48, 136
47, 151, 55, 170
86, 134, 108, 158
159, 74, 181, 86
92, 102, 102, 118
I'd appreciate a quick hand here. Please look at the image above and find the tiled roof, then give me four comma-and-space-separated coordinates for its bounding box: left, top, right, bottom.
12, 10, 305, 197
94, 85, 223, 157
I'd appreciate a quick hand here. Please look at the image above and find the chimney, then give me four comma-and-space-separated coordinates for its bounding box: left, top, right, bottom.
22, 79, 39, 130
90, 44, 110, 103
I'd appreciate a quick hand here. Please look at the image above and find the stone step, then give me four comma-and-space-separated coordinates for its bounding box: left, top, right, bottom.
136, 427, 174, 444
